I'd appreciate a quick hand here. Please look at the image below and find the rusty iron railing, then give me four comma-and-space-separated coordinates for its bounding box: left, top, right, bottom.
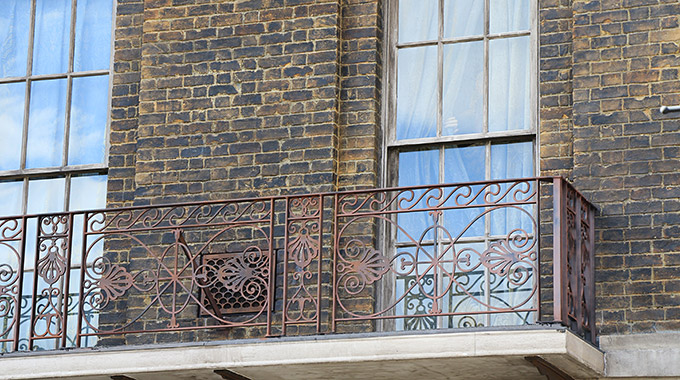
0, 177, 596, 352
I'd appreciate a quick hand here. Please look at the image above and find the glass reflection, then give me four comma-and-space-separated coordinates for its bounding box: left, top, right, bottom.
443, 42, 484, 136
489, 37, 531, 132
26, 79, 67, 169
33, 0, 71, 75
443, 0, 484, 38
70, 175, 107, 211
74, 0, 113, 71
399, 0, 438, 43
398, 150, 438, 243
444, 145, 485, 238
0, 0, 30, 78
69, 76, 108, 165
26, 177, 65, 214
490, 142, 533, 236
0, 82, 25, 171
490, 0, 530, 34
397, 46, 438, 140
0, 181, 23, 216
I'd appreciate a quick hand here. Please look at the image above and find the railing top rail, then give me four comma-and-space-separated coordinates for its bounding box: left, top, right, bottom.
0, 176, 591, 220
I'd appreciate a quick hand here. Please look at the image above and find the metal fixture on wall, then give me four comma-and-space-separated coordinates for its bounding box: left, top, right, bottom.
660, 106, 680, 114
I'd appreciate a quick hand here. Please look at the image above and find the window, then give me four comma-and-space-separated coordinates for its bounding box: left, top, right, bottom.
0, 0, 113, 216
385, 0, 537, 329
0, 0, 113, 351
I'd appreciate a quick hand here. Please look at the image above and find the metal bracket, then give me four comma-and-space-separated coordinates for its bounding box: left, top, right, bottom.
660, 106, 680, 114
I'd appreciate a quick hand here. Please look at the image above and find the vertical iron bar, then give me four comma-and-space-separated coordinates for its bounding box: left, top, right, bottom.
266, 199, 275, 337
552, 177, 564, 324
331, 194, 338, 333
535, 178, 542, 322
587, 199, 596, 344
316, 195, 323, 334
60, 214, 74, 348
28, 216, 42, 351
281, 197, 289, 336
574, 191, 583, 336
76, 212, 88, 348
12, 217, 28, 352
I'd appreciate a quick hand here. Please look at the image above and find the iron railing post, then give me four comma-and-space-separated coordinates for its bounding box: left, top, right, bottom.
552, 177, 566, 325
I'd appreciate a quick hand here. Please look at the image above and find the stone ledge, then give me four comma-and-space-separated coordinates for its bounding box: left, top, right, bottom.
600, 332, 680, 379
0, 329, 603, 380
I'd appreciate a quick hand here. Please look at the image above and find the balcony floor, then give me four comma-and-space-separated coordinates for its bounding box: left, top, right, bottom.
0, 327, 603, 380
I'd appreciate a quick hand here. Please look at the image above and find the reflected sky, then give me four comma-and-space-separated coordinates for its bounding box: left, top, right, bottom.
69, 76, 109, 165
27, 177, 65, 214
0, 181, 23, 216
70, 175, 107, 210
26, 79, 67, 169
74, 0, 113, 71
33, 0, 71, 76
0, 0, 30, 78
0, 82, 25, 171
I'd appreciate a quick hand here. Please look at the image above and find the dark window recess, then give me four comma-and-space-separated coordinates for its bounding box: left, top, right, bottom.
199, 251, 269, 317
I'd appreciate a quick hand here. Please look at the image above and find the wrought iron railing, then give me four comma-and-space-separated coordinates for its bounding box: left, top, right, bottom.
0, 177, 596, 352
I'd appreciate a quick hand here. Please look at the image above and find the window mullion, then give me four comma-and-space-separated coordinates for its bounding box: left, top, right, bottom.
63, 75, 73, 168
63, 0, 79, 168
437, 0, 444, 140
483, 0, 490, 135
21, 178, 29, 215
64, 174, 71, 212
20, 0, 38, 173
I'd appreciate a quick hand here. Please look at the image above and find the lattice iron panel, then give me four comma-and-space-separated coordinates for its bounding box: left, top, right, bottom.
199, 251, 269, 317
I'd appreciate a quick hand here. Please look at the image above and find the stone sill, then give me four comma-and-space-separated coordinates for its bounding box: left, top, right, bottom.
0, 328, 603, 380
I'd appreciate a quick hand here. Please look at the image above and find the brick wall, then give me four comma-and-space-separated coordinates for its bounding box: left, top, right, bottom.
569, 0, 680, 335
108, 0, 144, 208
103, 0, 384, 345
106, 0, 680, 341
539, 0, 575, 179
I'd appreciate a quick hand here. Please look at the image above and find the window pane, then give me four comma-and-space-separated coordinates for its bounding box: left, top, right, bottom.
69, 75, 108, 165
442, 41, 484, 136
443, 0, 484, 39
69, 175, 106, 268
490, 0, 530, 34
0, 82, 25, 171
399, 0, 438, 44
490, 142, 534, 236
74, 0, 113, 71
489, 37, 531, 132
26, 79, 67, 169
398, 150, 439, 243
0, 180, 23, 216
444, 145, 485, 237
70, 175, 107, 211
33, 0, 71, 75
399, 149, 439, 187
0, 0, 31, 78
397, 46, 438, 140
444, 145, 485, 183
27, 177, 65, 214
491, 141, 533, 179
